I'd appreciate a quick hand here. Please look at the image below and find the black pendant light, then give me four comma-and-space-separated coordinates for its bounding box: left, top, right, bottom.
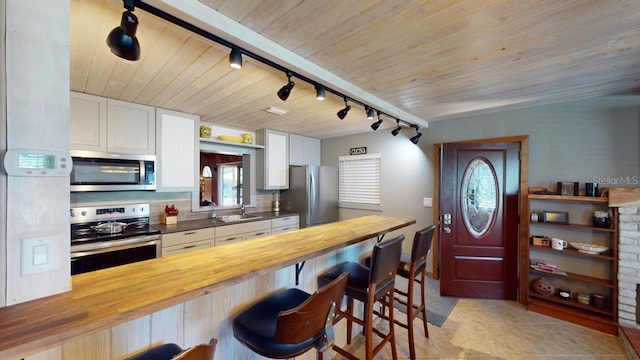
229, 46, 243, 69
410, 126, 423, 144
315, 85, 325, 100
106, 0, 141, 61
391, 120, 402, 136
277, 72, 295, 101
337, 97, 351, 119
371, 111, 383, 130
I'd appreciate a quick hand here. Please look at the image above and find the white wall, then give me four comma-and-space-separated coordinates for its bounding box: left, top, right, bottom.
3, 0, 71, 305
322, 129, 433, 263
0, 0, 7, 308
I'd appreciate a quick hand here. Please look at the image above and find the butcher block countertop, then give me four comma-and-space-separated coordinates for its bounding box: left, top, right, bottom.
0, 215, 414, 359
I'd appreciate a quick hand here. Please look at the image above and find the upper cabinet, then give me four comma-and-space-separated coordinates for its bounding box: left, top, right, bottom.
106, 99, 156, 155
70, 92, 107, 152
289, 134, 321, 166
256, 129, 289, 190
156, 109, 199, 192
70, 92, 155, 155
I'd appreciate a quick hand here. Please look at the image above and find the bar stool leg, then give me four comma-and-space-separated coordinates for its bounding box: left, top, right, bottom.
407, 267, 417, 360
419, 270, 429, 338
346, 296, 354, 344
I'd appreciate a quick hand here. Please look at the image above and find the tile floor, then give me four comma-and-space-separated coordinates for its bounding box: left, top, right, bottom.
333, 298, 629, 359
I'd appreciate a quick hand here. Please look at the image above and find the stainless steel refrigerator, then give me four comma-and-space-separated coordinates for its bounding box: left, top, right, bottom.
281, 165, 338, 228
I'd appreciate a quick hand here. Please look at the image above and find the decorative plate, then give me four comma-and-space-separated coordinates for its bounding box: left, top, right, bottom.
569, 242, 608, 254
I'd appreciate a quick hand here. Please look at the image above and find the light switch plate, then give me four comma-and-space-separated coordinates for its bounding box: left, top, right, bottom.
21, 235, 58, 276
423, 197, 433, 207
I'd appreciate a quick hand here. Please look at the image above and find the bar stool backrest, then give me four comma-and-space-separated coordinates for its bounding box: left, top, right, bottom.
275, 272, 349, 344
411, 225, 436, 262
369, 235, 404, 284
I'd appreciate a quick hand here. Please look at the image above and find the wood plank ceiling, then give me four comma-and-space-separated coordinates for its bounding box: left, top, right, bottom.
71, 0, 640, 139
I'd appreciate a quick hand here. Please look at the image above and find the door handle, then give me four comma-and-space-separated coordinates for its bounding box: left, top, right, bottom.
443, 227, 451, 234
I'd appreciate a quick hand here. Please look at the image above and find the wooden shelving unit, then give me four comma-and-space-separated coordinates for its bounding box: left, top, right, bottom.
526, 194, 618, 335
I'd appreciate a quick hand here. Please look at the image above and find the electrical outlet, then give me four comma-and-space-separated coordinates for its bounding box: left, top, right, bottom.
423, 197, 433, 207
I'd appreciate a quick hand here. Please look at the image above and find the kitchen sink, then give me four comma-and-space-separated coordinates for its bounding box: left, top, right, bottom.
218, 214, 262, 223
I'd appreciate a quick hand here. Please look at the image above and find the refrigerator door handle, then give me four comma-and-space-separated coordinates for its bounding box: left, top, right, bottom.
309, 170, 316, 219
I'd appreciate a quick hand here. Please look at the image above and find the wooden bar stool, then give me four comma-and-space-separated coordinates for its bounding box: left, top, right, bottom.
363, 225, 435, 360
232, 272, 349, 359
394, 225, 436, 360
127, 338, 217, 360
317, 235, 404, 360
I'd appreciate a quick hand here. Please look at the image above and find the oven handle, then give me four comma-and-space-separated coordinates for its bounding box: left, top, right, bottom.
71, 238, 160, 259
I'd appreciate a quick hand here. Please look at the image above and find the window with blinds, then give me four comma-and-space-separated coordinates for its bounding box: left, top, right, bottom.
338, 153, 382, 211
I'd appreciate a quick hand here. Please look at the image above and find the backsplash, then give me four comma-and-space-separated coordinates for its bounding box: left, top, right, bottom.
70, 191, 277, 224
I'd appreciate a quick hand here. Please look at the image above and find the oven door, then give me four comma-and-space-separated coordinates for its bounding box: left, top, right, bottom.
71, 236, 160, 275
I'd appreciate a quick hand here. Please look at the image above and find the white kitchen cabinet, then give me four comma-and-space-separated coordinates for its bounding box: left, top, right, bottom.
271, 215, 300, 234
256, 129, 289, 190
107, 98, 156, 155
70, 92, 107, 152
289, 134, 321, 166
162, 228, 215, 256
215, 219, 271, 245
70, 92, 156, 155
156, 109, 199, 192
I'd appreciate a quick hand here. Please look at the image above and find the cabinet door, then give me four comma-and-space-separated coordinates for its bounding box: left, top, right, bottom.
70, 92, 107, 151
107, 99, 156, 154
289, 134, 321, 166
257, 129, 289, 190
156, 109, 199, 192
303, 136, 321, 165
215, 234, 247, 246
289, 134, 305, 166
162, 239, 213, 256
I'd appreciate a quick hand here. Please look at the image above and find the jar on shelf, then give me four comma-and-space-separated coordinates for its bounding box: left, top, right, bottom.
530, 212, 538, 222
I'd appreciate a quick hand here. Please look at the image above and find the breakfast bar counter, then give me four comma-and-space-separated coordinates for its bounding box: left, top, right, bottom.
0, 215, 414, 359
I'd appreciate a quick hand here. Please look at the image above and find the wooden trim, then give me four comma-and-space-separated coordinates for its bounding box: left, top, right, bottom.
432, 135, 529, 306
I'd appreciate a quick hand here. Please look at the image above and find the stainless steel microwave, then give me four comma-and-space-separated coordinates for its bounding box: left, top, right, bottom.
70, 151, 156, 191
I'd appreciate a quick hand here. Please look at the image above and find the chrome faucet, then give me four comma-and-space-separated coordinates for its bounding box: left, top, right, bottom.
241, 204, 246, 215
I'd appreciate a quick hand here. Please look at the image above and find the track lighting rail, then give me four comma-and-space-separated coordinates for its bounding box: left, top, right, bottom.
133, 0, 421, 141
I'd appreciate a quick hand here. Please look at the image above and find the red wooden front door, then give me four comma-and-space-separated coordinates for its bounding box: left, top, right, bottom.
440, 142, 519, 299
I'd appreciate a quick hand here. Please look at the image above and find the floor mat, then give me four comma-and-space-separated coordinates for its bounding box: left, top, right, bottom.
393, 276, 459, 327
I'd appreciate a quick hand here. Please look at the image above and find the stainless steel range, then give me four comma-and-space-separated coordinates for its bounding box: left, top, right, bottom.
70, 203, 161, 275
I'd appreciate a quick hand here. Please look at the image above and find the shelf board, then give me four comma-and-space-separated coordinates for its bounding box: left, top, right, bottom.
528, 194, 608, 203
529, 245, 615, 260
200, 138, 264, 149
529, 293, 614, 317
529, 268, 615, 288
530, 221, 615, 232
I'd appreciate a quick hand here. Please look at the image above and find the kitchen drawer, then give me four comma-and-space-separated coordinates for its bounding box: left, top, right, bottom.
162, 228, 215, 247
162, 239, 213, 256
271, 215, 299, 228
215, 234, 247, 245
272, 224, 299, 234
246, 229, 271, 240
215, 219, 271, 237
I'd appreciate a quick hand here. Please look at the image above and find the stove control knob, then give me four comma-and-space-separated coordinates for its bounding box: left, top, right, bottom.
81, 211, 87, 217
70, 209, 76, 218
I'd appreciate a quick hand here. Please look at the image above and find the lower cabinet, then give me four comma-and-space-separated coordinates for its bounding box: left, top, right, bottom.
215, 220, 271, 245
162, 215, 301, 254
272, 215, 300, 234
162, 228, 215, 256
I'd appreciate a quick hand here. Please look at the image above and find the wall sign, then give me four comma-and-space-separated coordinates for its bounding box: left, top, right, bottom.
350, 147, 367, 155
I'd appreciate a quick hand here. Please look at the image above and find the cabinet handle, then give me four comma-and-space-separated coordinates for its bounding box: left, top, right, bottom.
282, 217, 290, 220
226, 237, 239, 241
183, 245, 197, 249
183, 231, 197, 235
255, 232, 267, 236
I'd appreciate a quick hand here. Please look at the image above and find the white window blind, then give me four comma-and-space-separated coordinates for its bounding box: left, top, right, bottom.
339, 153, 382, 210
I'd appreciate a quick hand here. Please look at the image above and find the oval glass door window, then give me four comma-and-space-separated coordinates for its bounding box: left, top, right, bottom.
461, 157, 498, 237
